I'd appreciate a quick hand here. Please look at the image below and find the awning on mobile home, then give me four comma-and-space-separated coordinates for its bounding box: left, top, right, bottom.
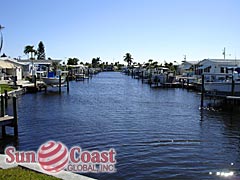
183, 64, 192, 70
0, 61, 16, 69
198, 65, 211, 70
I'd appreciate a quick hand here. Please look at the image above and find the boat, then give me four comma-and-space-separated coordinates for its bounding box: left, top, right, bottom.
42, 70, 67, 85
42, 76, 65, 85
204, 81, 240, 93
75, 73, 85, 81
203, 69, 240, 94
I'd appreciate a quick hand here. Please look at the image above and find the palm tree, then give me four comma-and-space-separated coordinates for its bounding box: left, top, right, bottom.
144, 62, 150, 69
164, 62, 176, 72
152, 61, 158, 68
148, 59, 153, 63
96, 57, 101, 63
123, 53, 133, 67
24, 45, 36, 59
145, 59, 154, 69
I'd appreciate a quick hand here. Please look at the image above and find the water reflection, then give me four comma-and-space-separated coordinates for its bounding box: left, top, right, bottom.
199, 106, 240, 179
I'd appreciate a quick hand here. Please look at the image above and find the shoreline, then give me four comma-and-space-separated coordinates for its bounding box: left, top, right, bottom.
0, 154, 96, 180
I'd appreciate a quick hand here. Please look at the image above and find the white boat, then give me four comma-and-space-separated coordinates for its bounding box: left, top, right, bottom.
203, 70, 240, 93
42, 70, 68, 85
204, 81, 240, 93
42, 76, 65, 85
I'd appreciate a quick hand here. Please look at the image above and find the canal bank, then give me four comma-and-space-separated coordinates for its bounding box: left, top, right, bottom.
1, 72, 240, 180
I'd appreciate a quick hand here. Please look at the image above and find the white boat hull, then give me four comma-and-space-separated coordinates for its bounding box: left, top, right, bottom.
204, 82, 240, 93
42, 77, 65, 85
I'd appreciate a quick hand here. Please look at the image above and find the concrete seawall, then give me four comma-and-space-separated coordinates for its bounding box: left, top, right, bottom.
0, 154, 96, 180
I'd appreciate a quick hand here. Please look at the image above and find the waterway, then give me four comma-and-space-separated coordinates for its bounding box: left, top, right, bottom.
2, 72, 240, 179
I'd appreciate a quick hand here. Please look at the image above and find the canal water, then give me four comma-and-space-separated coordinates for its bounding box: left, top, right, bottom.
3, 72, 240, 179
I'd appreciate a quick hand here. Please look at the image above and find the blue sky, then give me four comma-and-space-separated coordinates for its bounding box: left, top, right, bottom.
1, 0, 240, 63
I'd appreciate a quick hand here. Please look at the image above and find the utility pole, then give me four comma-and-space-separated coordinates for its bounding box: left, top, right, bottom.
223, 47, 226, 60
183, 55, 186, 62
0, 25, 5, 55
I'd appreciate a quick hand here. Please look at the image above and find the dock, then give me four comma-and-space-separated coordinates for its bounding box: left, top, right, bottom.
0, 96, 18, 137
124, 69, 240, 107
226, 96, 240, 100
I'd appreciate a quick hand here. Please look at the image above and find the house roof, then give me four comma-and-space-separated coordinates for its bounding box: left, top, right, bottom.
0, 60, 18, 69
4, 59, 28, 66
182, 61, 199, 65
17, 59, 62, 63
200, 59, 240, 64
182, 64, 192, 70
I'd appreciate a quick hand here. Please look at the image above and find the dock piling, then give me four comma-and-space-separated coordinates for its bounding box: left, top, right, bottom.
67, 74, 69, 93
59, 75, 62, 94
4, 90, 8, 108
13, 96, 18, 137
2, 125, 6, 137
1, 95, 5, 117
1, 95, 6, 137
0, 96, 18, 137
33, 75, 37, 90
231, 79, 235, 96
201, 75, 205, 108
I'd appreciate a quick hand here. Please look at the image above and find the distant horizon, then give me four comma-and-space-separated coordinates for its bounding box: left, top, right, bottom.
1, 0, 239, 64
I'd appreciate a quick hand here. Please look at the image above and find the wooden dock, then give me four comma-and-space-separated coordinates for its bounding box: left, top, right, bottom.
126, 70, 240, 107
226, 96, 240, 100
75, 74, 85, 81
24, 75, 70, 94
0, 96, 18, 137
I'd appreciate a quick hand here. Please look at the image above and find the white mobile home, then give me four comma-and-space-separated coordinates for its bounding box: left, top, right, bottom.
0, 59, 22, 80
177, 61, 199, 76
197, 59, 240, 74
3, 58, 62, 79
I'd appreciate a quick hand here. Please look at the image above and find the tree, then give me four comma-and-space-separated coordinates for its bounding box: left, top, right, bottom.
144, 63, 150, 68
148, 59, 153, 63
37, 41, 46, 60
67, 58, 79, 65
92, 57, 101, 68
24, 45, 36, 59
144, 59, 155, 69
152, 61, 158, 68
123, 53, 133, 66
164, 61, 176, 72
52, 61, 59, 75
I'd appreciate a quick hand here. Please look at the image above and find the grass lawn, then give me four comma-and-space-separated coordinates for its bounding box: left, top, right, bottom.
0, 166, 60, 180
0, 84, 14, 94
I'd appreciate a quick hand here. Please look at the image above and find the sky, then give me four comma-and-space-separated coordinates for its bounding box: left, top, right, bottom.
1, 0, 240, 64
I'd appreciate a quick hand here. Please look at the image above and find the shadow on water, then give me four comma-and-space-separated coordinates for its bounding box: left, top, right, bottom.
0, 136, 19, 153
0, 98, 19, 153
